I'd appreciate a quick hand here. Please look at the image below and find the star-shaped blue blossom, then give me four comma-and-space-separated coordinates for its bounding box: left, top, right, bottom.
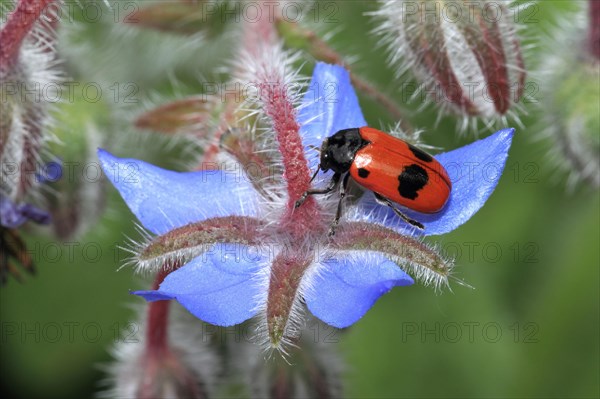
99, 63, 514, 331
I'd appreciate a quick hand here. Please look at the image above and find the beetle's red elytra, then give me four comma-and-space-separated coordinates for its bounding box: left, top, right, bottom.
295, 127, 452, 235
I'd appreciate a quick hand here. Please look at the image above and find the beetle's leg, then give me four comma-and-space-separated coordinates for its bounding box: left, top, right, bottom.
308, 165, 321, 184
295, 172, 341, 208
373, 193, 424, 229
328, 173, 351, 237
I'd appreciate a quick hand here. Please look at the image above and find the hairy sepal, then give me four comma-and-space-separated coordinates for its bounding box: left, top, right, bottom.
331, 222, 453, 290
134, 216, 264, 272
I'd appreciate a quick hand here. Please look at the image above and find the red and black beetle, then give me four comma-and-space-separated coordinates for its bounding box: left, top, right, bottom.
295, 127, 452, 235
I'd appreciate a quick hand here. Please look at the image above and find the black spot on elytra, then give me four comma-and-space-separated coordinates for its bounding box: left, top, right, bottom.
398, 164, 429, 200
357, 168, 370, 178
408, 144, 433, 162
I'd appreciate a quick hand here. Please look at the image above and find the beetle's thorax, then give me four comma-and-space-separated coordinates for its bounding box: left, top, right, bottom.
320, 128, 369, 174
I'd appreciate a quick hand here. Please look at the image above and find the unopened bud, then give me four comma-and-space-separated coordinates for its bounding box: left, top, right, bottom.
44, 100, 108, 239
1, 0, 61, 202
372, 0, 526, 122
135, 96, 217, 135
124, 0, 227, 37
541, 2, 599, 188
248, 318, 343, 398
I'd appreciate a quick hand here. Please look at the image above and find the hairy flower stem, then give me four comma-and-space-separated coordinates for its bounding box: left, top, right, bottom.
589, 0, 600, 60
271, 365, 292, 399
0, 0, 54, 70
261, 82, 313, 209
139, 265, 208, 399
243, 14, 323, 236
146, 267, 171, 357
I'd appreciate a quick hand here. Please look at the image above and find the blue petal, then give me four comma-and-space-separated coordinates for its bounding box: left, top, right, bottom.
351, 128, 515, 236
298, 63, 367, 170
305, 252, 414, 328
98, 149, 261, 234
133, 243, 266, 326
132, 290, 173, 302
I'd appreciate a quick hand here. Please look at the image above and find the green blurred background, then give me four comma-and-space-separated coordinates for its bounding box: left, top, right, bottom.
1, 1, 598, 398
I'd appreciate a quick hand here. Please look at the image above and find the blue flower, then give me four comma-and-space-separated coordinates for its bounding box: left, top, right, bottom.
99, 62, 514, 336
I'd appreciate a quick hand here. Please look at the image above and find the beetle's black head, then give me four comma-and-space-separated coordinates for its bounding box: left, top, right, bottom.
319, 128, 369, 174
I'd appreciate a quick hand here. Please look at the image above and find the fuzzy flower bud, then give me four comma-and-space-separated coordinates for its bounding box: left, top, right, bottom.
106, 340, 210, 399
103, 298, 216, 398
372, 0, 526, 125
244, 318, 343, 398
137, 350, 207, 399
539, 1, 599, 188
135, 96, 217, 135
43, 98, 109, 239
1, 0, 61, 203
124, 0, 228, 37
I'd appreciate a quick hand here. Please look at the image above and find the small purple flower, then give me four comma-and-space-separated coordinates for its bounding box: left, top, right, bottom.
0, 159, 60, 228
99, 63, 514, 347
1, 0, 62, 204
0, 195, 51, 228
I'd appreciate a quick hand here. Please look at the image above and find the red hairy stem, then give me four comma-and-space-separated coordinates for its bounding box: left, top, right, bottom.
139, 264, 207, 399
259, 80, 311, 201
145, 267, 171, 356
241, 2, 278, 59
242, 7, 322, 236
135, 263, 206, 399
259, 76, 325, 237
589, 0, 600, 60
0, 0, 55, 70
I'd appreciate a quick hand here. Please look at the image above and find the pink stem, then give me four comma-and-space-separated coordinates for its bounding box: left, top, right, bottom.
243, 11, 314, 201
242, 10, 323, 237
146, 267, 171, 356
140, 264, 208, 398
589, 0, 600, 60
0, 0, 54, 70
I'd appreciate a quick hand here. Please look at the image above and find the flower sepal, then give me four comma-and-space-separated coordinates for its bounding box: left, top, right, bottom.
134, 216, 265, 272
